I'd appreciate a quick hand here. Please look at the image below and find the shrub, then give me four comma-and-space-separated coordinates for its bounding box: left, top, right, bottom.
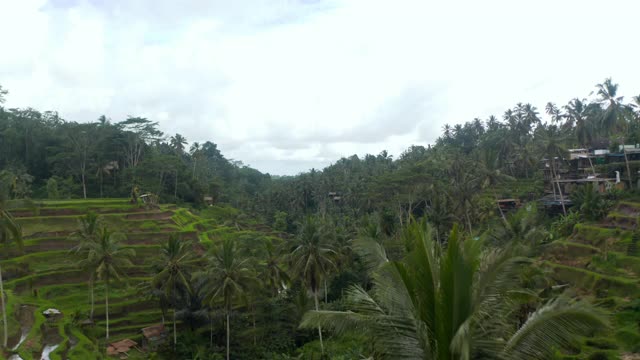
46, 177, 60, 199
551, 211, 581, 238
627, 231, 639, 256
571, 183, 613, 221
273, 211, 288, 232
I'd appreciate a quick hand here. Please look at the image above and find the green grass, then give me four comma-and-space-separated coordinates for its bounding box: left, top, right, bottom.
1, 198, 276, 358
547, 240, 601, 256
546, 262, 639, 296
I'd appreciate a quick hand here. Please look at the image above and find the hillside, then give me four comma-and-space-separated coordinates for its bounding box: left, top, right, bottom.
543, 200, 640, 358
0, 199, 281, 360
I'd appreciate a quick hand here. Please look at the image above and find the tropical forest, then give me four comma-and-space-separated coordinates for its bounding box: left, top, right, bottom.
1, 77, 640, 360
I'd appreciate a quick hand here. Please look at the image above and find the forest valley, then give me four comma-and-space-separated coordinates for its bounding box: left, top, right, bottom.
1, 78, 640, 359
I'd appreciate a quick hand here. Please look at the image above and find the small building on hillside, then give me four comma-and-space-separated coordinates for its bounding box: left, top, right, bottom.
497, 199, 521, 212
141, 324, 168, 351
106, 339, 138, 357
328, 191, 342, 202
568, 148, 589, 160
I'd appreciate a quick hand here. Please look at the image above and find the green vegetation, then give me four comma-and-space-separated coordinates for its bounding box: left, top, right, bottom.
2, 79, 640, 359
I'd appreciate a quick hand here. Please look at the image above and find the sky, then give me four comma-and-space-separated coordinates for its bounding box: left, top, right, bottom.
1, 0, 640, 175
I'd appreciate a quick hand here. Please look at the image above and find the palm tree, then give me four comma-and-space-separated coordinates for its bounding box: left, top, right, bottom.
564, 98, 596, 174
260, 238, 290, 297
170, 133, 188, 154
537, 124, 570, 215
425, 192, 453, 244
189, 142, 201, 180
595, 78, 628, 135
82, 227, 135, 342
442, 124, 452, 139
489, 206, 547, 247
152, 236, 194, 350
0, 178, 22, 349
545, 102, 564, 124
301, 221, 608, 359
196, 238, 254, 360
595, 79, 634, 184
289, 217, 337, 355
446, 154, 483, 233
69, 211, 102, 321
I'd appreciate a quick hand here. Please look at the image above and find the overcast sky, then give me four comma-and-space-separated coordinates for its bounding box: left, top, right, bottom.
1, 0, 639, 175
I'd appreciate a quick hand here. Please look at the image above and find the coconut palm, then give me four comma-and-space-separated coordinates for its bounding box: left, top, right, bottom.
595, 79, 635, 184
189, 142, 201, 180
564, 99, 592, 144
260, 238, 290, 297
152, 236, 194, 350
537, 124, 570, 215
170, 133, 188, 154
545, 102, 564, 124
0, 176, 22, 349
489, 206, 547, 247
595, 78, 628, 135
289, 217, 337, 355
69, 211, 102, 321
196, 238, 254, 360
82, 227, 135, 342
564, 98, 596, 174
301, 220, 608, 360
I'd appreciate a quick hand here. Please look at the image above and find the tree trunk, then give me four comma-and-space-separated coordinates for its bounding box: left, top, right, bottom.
99, 169, 104, 198
314, 292, 324, 355
465, 208, 473, 234
226, 310, 230, 360
551, 170, 557, 200
252, 308, 257, 347
174, 169, 178, 201
1, 265, 7, 349
324, 279, 328, 303
624, 148, 633, 187
192, 158, 197, 180
587, 155, 596, 176
105, 278, 110, 342
210, 316, 213, 347
81, 171, 87, 199
90, 276, 94, 321
173, 306, 177, 351
494, 191, 507, 225
551, 160, 567, 215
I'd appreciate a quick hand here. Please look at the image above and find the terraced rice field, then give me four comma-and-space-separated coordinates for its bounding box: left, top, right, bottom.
0, 199, 265, 360
543, 201, 640, 358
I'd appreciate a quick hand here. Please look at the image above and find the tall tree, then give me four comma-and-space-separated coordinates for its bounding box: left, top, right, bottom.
260, 238, 290, 297
537, 124, 570, 215
595, 78, 628, 135
196, 238, 254, 360
564, 98, 597, 174
67, 123, 96, 199
152, 236, 194, 350
190, 142, 201, 180
170, 134, 188, 154
289, 217, 337, 355
83, 227, 135, 342
69, 212, 103, 321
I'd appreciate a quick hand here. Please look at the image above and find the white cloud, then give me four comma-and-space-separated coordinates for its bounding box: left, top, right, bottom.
1, 0, 639, 174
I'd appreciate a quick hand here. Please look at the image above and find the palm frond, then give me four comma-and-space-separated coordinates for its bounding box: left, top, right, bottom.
352, 237, 388, 271
503, 296, 609, 360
